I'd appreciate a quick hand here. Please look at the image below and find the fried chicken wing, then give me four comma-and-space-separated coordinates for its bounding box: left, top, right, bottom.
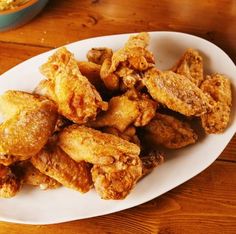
100, 32, 155, 91
0, 91, 57, 163
200, 74, 232, 133
89, 89, 157, 132
143, 113, 198, 149
172, 49, 204, 86
87, 47, 113, 65
144, 68, 212, 116
58, 125, 142, 199
31, 138, 92, 193
12, 161, 60, 190
40, 47, 108, 124
0, 164, 21, 198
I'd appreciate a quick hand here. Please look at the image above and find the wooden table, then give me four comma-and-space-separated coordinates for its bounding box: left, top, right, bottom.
0, 0, 235, 233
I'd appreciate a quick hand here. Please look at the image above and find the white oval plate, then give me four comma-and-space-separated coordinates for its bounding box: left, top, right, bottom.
0, 32, 235, 225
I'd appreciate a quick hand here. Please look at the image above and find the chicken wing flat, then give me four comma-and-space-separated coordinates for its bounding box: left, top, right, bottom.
100, 32, 155, 91
12, 161, 60, 190
87, 47, 113, 65
58, 125, 142, 199
200, 74, 232, 133
40, 47, 108, 124
143, 113, 198, 149
0, 164, 21, 198
0, 91, 57, 162
172, 48, 204, 86
31, 138, 92, 193
89, 89, 157, 132
144, 68, 212, 116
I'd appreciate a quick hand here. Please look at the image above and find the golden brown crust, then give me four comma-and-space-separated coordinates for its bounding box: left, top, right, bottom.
87, 47, 113, 65
200, 74, 232, 133
144, 69, 212, 116
0, 164, 21, 198
31, 140, 92, 193
0, 91, 58, 161
13, 161, 60, 190
89, 89, 157, 132
58, 125, 142, 199
40, 47, 108, 124
172, 48, 204, 86
141, 150, 164, 177
143, 113, 198, 149
100, 32, 155, 91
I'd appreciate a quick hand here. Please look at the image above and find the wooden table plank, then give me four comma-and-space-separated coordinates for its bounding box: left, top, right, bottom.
0, 0, 235, 62
0, 160, 235, 234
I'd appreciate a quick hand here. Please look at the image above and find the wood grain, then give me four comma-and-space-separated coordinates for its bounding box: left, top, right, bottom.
0, 0, 235, 62
0, 161, 235, 234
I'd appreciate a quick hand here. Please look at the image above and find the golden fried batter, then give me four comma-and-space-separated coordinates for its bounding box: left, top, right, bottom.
144, 68, 212, 116
200, 74, 232, 133
31, 138, 92, 193
100, 57, 120, 91
58, 125, 142, 199
172, 48, 204, 86
0, 164, 21, 198
102, 126, 140, 146
0, 91, 57, 162
141, 150, 164, 177
87, 47, 113, 65
13, 161, 60, 190
89, 89, 157, 132
100, 32, 155, 91
143, 113, 198, 149
40, 47, 108, 124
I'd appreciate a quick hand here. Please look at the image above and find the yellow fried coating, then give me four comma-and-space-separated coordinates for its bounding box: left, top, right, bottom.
0, 91, 58, 162
58, 125, 142, 199
100, 32, 155, 91
200, 74, 232, 133
0, 155, 19, 166
141, 150, 164, 177
40, 47, 108, 124
87, 47, 113, 65
172, 48, 204, 86
13, 161, 60, 190
143, 113, 198, 149
144, 68, 212, 116
89, 89, 157, 132
0, 164, 21, 198
102, 126, 140, 146
31, 138, 92, 193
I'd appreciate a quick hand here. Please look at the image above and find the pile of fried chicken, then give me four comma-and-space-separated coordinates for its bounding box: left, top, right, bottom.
0, 32, 232, 200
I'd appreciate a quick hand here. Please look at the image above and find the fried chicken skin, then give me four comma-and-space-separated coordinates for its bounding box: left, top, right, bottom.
143, 113, 198, 149
0, 91, 57, 163
87, 47, 113, 65
200, 74, 232, 133
141, 150, 164, 177
0, 164, 21, 198
40, 47, 107, 124
31, 138, 92, 193
89, 89, 157, 132
102, 126, 140, 146
12, 161, 60, 190
100, 32, 155, 91
172, 48, 204, 86
144, 68, 212, 116
58, 125, 142, 199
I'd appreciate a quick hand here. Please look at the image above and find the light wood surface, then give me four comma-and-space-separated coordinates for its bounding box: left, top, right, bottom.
0, 0, 235, 233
